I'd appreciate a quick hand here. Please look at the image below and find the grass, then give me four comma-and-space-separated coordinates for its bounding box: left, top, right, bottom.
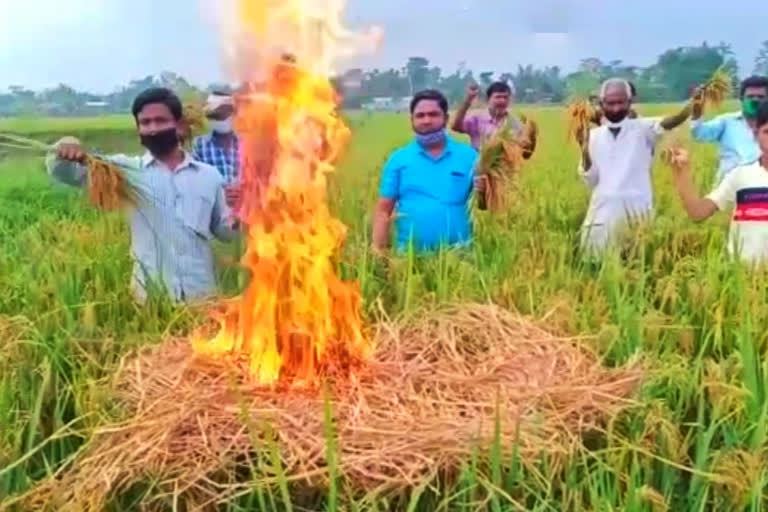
2, 103, 768, 510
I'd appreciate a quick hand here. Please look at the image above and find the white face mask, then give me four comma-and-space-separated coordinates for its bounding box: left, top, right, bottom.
210, 118, 233, 134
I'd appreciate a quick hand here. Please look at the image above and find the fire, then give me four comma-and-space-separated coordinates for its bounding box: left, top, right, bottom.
193, 0, 379, 386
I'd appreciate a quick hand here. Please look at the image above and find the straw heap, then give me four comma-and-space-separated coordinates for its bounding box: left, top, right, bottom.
12, 303, 641, 511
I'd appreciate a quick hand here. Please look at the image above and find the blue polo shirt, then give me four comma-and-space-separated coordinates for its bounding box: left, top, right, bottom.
379, 137, 478, 251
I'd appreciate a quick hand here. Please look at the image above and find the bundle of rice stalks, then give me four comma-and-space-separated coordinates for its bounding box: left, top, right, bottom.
699, 67, 733, 109
10, 303, 641, 511
476, 118, 534, 212
181, 98, 207, 143
0, 133, 143, 211
659, 138, 688, 169
566, 99, 595, 148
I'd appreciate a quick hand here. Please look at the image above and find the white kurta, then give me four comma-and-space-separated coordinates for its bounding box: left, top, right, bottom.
578, 118, 666, 253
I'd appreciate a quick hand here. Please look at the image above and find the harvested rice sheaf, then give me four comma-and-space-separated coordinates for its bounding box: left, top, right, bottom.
181, 99, 207, 143
11, 304, 641, 511
565, 99, 595, 148
700, 67, 733, 109
477, 117, 536, 212
84, 156, 141, 211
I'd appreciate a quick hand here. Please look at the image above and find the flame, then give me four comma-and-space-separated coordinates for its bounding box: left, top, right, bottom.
192, 0, 379, 386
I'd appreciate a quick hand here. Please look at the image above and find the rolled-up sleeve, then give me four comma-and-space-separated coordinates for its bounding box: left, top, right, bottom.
691, 117, 725, 142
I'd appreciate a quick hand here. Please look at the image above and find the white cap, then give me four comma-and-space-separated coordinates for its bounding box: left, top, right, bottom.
204, 93, 234, 115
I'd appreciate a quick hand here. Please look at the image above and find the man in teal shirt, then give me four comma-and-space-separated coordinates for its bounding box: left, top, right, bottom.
372, 89, 482, 252
691, 75, 767, 183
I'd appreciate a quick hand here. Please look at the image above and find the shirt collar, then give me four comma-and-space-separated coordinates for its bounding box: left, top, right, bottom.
141, 150, 199, 172
412, 137, 454, 161
204, 132, 239, 143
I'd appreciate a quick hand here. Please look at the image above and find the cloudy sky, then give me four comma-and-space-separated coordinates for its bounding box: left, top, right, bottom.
0, 0, 764, 93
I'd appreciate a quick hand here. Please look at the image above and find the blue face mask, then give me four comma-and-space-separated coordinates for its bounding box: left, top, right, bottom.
415, 128, 447, 148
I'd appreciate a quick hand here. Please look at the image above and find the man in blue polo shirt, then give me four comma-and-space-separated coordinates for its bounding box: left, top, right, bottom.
690, 75, 767, 183
372, 89, 482, 252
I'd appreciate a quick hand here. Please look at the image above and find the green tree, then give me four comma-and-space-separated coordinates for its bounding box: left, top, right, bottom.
654, 42, 727, 100
753, 40, 768, 76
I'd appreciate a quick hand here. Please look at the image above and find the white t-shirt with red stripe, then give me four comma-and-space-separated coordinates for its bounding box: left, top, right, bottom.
707, 160, 768, 263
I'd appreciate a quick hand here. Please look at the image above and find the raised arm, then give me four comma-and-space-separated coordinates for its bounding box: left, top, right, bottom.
659, 102, 693, 131
667, 148, 720, 221
689, 88, 725, 141
451, 84, 479, 134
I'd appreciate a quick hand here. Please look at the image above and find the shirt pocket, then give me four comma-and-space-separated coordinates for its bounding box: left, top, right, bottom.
179, 193, 214, 240
442, 169, 472, 205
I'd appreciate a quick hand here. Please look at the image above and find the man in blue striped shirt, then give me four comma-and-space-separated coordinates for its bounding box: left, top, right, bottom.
192, 92, 241, 209
690, 76, 768, 183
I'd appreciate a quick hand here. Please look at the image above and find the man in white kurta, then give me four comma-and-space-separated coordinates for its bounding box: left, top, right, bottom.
578, 78, 692, 255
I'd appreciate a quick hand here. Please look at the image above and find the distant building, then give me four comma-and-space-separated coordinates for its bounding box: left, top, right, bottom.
85, 101, 108, 108
362, 96, 412, 113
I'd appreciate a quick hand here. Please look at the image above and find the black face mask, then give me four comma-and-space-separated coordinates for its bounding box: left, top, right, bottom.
604, 110, 628, 124
140, 128, 179, 157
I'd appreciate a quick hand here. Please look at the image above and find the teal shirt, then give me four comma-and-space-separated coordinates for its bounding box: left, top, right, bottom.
379, 137, 478, 251
691, 112, 760, 182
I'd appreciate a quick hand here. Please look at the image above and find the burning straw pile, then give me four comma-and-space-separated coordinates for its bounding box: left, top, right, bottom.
12, 304, 641, 510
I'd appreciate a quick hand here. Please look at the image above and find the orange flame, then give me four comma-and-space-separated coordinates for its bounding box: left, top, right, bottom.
192, 0, 378, 386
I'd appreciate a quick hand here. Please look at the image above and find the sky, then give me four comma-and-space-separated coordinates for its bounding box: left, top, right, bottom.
0, 0, 765, 93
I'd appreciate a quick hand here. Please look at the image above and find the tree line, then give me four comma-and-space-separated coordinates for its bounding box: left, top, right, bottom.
4, 40, 768, 117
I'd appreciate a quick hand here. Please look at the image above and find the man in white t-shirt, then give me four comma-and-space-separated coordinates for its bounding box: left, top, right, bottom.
667, 102, 768, 264
577, 78, 692, 255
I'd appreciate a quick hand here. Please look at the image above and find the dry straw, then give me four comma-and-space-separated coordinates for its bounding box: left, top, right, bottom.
180, 96, 207, 146
565, 99, 595, 148
11, 303, 641, 511
699, 67, 733, 109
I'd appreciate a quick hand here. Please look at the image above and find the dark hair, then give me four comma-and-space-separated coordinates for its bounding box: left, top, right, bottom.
486, 81, 512, 99
409, 89, 448, 115
131, 87, 183, 121
628, 81, 637, 98
756, 100, 768, 129
740, 76, 768, 98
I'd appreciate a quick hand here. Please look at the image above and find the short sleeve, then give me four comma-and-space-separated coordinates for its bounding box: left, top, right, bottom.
469, 150, 479, 178
705, 170, 739, 211
691, 117, 726, 142
640, 117, 665, 141
462, 115, 478, 137
379, 154, 401, 200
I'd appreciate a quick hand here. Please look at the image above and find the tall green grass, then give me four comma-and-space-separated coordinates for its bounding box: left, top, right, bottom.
2, 105, 768, 510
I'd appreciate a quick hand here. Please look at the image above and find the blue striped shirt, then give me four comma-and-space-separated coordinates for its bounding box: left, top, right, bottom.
192, 133, 240, 184
47, 143, 236, 303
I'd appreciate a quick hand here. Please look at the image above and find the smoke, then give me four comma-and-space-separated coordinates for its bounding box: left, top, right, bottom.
198, 0, 382, 85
